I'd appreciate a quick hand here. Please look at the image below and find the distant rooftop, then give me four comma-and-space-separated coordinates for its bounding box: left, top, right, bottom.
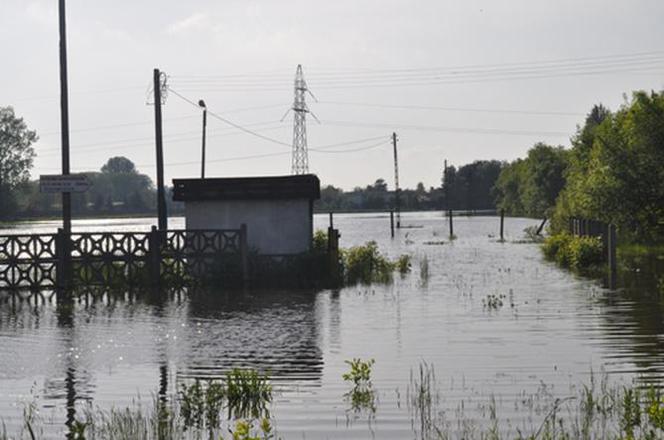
172, 174, 321, 202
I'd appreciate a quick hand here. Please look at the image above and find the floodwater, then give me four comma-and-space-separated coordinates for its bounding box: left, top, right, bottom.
1, 212, 663, 438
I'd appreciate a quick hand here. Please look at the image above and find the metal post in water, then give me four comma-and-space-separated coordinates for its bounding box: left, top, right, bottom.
500, 208, 505, 241
448, 209, 454, 238
390, 210, 395, 238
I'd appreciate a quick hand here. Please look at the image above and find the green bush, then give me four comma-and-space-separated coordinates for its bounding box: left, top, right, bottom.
568, 236, 604, 269
542, 233, 605, 270
343, 241, 394, 284
542, 233, 572, 262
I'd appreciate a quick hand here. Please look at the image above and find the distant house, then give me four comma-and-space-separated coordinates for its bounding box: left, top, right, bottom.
172, 175, 321, 255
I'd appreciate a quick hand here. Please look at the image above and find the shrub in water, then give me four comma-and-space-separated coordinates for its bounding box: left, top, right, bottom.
542, 233, 572, 264
343, 241, 394, 284
568, 236, 604, 270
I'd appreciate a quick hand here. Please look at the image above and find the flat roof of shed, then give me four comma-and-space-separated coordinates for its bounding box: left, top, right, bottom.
172, 174, 320, 201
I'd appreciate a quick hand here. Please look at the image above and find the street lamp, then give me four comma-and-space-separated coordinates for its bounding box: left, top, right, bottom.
198, 99, 207, 179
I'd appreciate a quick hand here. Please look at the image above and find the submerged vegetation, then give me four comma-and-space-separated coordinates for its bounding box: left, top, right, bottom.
342, 358, 376, 414
8, 361, 664, 439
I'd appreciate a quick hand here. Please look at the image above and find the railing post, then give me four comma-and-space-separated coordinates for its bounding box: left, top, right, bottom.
240, 224, 249, 285
55, 228, 71, 297
149, 226, 161, 287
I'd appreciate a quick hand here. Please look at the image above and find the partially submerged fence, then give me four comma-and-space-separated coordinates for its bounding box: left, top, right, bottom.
568, 217, 617, 277
0, 226, 247, 290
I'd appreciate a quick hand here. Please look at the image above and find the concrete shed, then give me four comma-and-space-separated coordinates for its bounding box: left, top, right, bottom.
172, 175, 320, 255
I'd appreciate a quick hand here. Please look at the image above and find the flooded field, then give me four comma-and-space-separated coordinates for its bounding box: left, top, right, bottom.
1, 212, 663, 438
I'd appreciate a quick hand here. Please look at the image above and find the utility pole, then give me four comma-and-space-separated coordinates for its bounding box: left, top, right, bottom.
443, 159, 448, 211
153, 68, 168, 230
58, 0, 71, 234
199, 99, 207, 179
392, 132, 401, 229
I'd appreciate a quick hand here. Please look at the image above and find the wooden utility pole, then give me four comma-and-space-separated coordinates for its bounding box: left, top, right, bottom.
392, 132, 401, 228
153, 68, 168, 230
58, 0, 71, 234
199, 100, 207, 178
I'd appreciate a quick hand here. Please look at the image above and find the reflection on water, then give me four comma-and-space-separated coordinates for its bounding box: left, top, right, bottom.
0, 213, 663, 439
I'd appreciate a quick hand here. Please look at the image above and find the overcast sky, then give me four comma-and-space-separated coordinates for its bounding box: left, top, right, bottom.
2, 0, 663, 190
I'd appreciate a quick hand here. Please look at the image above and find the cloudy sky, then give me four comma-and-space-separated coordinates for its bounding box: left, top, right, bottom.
2, 0, 663, 190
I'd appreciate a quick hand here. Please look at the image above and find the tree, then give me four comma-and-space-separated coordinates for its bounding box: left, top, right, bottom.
495, 143, 567, 218
552, 91, 664, 242
101, 156, 137, 174
0, 107, 37, 219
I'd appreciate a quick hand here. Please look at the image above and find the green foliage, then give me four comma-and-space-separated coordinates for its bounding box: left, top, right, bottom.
223, 418, 274, 440
342, 241, 394, 284
0, 107, 37, 220
442, 160, 504, 210
494, 143, 568, 218
551, 93, 664, 243
179, 379, 224, 431
542, 233, 604, 271
177, 369, 272, 433
542, 233, 572, 261
339, 241, 414, 285
342, 358, 376, 414
395, 254, 412, 275
225, 369, 273, 420
568, 236, 604, 269
312, 229, 328, 252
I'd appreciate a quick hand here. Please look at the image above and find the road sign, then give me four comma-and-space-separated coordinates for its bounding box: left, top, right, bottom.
39, 174, 91, 193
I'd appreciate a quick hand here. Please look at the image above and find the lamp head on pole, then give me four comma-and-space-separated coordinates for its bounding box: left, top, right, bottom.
198, 99, 206, 109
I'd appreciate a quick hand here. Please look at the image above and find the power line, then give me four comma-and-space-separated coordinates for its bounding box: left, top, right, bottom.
171, 50, 664, 79
321, 120, 571, 137
317, 101, 584, 117
168, 87, 293, 148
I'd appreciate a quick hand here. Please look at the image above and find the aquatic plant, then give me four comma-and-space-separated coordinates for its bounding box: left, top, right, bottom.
225, 369, 273, 420
342, 358, 376, 414
342, 241, 412, 285
179, 379, 225, 431
395, 254, 412, 276
419, 255, 430, 284
482, 294, 505, 310
221, 418, 274, 440
342, 242, 394, 284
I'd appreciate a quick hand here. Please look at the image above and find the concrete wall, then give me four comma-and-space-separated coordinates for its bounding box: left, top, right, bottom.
184, 199, 313, 255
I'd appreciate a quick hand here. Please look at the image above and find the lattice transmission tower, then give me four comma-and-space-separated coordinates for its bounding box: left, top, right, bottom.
286, 64, 317, 174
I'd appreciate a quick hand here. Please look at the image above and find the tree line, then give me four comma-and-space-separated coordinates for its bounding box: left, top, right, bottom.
494, 90, 664, 244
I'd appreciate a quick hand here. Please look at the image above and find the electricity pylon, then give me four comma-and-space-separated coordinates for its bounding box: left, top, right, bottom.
283, 64, 318, 174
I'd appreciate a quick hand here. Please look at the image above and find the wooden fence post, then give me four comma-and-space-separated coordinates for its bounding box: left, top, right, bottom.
390, 210, 395, 238
536, 218, 547, 236
448, 209, 454, 238
608, 223, 617, 281
149, 226, 161, 287
327, 226, 340, 283
499, 208, 505, 241
240, 224, 249, 285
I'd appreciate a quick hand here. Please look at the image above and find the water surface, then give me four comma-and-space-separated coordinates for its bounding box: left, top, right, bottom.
1, 213, 663, 438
